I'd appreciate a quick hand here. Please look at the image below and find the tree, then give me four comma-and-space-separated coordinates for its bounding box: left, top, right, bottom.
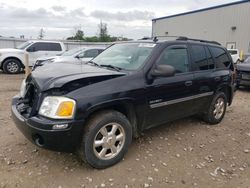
67, 26, 84, 40
38, 28, 45, 39
98, 21, 110, 42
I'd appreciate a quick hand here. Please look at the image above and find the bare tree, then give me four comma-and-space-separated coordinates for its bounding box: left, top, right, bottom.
38, 28, 45, 39
98, 21, 109, 42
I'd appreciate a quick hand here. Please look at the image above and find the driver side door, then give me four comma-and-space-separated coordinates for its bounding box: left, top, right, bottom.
144, 44, 195, 129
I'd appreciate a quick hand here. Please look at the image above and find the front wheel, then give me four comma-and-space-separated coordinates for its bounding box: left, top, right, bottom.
2, 59, 22, 74
78, 110, 132, 169
203, 92, 227, 125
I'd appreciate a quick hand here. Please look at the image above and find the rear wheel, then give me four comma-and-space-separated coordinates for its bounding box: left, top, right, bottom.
203, 92, 227, 125
78, 110, 132, 169
3, 59, 21, 74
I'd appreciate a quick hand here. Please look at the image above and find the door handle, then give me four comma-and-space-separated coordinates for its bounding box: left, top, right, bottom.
185, 81, 193, 86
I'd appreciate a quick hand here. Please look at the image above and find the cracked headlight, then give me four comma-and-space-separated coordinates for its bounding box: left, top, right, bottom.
39, 96, 76, 119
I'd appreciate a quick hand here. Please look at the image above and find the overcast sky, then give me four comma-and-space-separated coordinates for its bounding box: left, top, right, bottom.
0, 0, 240, 40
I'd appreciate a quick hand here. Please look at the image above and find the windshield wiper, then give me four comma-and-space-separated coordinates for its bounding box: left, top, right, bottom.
100, 64, 122, 72
85, 60, 100, 67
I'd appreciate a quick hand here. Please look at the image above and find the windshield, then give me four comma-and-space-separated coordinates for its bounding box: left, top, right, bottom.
62, 48, 84, 56
16, 41, 33, 50
92, 43, 155, 70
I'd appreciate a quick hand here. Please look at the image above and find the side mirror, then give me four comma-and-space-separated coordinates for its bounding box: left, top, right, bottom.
26, 46, 35, 52
151, 65, 175, 77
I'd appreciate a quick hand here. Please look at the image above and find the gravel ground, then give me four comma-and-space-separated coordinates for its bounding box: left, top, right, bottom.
0, 72, 250, 188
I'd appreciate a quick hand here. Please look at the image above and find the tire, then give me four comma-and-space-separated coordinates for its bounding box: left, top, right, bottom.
78, 110, 132, 169
2, 59, 21, 74
203, 92, 227, 125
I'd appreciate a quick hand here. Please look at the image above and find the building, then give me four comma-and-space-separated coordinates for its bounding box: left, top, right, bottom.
152, 0, 250, 56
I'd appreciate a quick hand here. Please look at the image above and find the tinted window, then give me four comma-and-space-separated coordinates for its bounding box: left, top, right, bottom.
84, 49, 99, 58
191, 45, 208, 70
30, 42, 62, 51
228, 50, 237, 55
157, 46, 189, 73
47, 43, 62, 51
209, 47, 231, 68
205, 47, 215, 69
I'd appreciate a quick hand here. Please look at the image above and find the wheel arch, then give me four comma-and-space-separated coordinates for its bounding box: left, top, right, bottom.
84, 99, 139, 138
216, 85, 233, 106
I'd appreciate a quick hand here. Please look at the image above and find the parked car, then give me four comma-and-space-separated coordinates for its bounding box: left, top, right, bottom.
0, 40, 65, 74
34, 47, 105, 69
12, 37, 235, 169
236, 56, 250, 87
227, 49, 240, 63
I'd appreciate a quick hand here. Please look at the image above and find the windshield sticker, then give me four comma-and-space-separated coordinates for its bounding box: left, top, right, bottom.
138, 43, 156, 48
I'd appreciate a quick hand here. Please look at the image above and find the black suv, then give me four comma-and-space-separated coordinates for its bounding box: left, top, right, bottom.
12, 38, 235, 168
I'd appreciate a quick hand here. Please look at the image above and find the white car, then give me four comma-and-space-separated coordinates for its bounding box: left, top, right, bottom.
227, 49, 240, 63
0, 40, 65, 74
35, 47, 105, 66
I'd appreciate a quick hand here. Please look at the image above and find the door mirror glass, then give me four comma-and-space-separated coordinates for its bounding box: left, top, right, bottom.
151, 65, 175, 77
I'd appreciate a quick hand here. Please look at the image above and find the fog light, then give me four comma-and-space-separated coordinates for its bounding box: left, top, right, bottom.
52, 124, 69, 130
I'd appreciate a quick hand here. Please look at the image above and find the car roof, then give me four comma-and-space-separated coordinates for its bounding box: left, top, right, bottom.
115, 39, 222, 48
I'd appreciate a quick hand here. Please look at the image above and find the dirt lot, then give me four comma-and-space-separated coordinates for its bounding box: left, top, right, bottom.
0, 72, 249, 188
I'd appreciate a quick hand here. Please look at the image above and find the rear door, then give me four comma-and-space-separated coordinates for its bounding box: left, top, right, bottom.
45, 42, 63, 57
190, 44, 215, 112
145, 44, 196, 128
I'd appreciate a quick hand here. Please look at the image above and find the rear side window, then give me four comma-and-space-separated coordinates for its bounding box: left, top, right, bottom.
47, 43, 62, 51
191, 45, 208, 71
205, 47, 215, 69
209, 47, 231, 69
157, 45, 189, 73
191, 45, 215, 71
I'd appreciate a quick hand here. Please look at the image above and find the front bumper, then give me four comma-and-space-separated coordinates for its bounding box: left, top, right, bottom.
237, 72, 250, 87
11, 95, 85, 152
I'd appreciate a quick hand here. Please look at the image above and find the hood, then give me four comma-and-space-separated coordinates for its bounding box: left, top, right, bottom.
0, 48, 24, 53
36, 56, 59, 61
236, 63, 250, 72
53, 56, 78, 62
31, 61, 126, 91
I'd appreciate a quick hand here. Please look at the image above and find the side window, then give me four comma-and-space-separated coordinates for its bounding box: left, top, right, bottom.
98, 49, 104, 54
28, 42, 46, 51
205, 47, 215, 69
191, 45, 208, 70
209, 47, 231, 69
84, 49, 99, 58
29, 42, 62, 51
157, 46, 189, 73
46, 43, 62, 51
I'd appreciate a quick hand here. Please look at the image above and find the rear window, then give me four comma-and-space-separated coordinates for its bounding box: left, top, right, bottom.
228, 50, 237, 55
209, 47, 231, 69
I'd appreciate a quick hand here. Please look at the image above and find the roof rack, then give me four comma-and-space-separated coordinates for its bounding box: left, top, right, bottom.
176, 37, 221, 45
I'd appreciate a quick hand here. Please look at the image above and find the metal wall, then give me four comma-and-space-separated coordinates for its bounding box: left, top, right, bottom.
152, 1, 250, 55
0, 37, 111, 50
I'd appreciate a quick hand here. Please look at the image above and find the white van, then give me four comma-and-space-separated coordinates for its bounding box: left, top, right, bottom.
0, 40, 65, 74
227, 49, 240, 63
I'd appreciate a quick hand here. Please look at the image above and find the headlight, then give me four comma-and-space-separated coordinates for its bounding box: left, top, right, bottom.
39, 96, 76, 119
20, 79, 26, 98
